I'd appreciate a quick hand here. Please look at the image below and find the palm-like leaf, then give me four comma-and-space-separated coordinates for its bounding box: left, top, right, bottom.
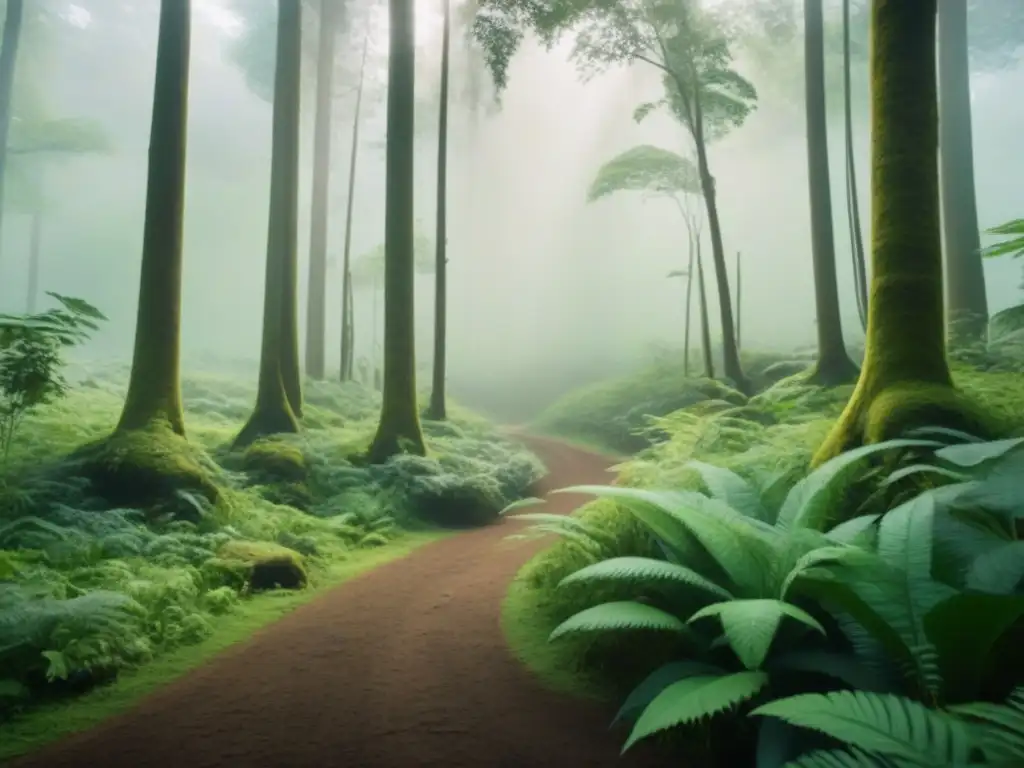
586, 144, 701, 203
558, 556, 734, 601
548, 600, 692, 641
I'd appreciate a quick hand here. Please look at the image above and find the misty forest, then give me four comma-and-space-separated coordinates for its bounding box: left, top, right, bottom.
1, 0, 1023, 766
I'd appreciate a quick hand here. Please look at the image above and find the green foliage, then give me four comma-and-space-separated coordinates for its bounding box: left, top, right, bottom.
587, 144, 700, 203
0, 362, 543, 721
505, 390, 1024, 765
981, 219, 1024, 261
0, 295, 105, 459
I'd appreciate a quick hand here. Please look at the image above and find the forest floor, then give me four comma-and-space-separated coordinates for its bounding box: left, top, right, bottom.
7, 434, 675, 768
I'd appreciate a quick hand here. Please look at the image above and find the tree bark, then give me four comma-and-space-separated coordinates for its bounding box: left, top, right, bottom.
0, 0, 25, 267
804, 0, 858, 386
844, 0, 869, 331
696, 237, 714, 379
690, 84, 747, 393
368, 0, 426, 461
340, 34, 368, 381
937, 0, 988, 344
304, 0, 338, 380
734, 250, 742, 352
116, 0, 190, 436
26, 211, 40, 313
683, 235, 695, 378
813, 0, 990, 467
235, 0, 303, 448
427, 0, 451, 421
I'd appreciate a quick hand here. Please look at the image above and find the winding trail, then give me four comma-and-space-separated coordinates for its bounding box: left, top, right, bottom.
12, 434, 674, 768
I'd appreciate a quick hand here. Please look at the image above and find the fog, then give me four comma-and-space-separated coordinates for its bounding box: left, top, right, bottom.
2, 0, 1022, 413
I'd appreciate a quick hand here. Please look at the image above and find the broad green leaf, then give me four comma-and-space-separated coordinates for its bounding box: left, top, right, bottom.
549, 601, 689, 641
924, 592, 1024, 702
826, 514, 881, 545
768, 650, 892, 692
688, 599, 825, 670
966, 541, 1024, 594
777, 439, 942, 531
935, 437, 1024, 468
499, 497, 547, 515
587, 144, 701, 203
752, 690, 973, 764
558, 556, 733, 601
623, 671, 769, 752
903, 426, 983, 444
882, 464, 969, 486
613, 660, 726, 725
685, 459, 768, 520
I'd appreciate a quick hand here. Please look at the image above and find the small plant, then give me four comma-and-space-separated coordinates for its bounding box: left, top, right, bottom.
0, 293, 105, 459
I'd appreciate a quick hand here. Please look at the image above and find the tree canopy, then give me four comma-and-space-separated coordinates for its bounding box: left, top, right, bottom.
587, 144, 700, 203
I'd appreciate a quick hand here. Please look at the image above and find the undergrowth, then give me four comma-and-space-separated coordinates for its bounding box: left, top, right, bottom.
0, 361, 544, 722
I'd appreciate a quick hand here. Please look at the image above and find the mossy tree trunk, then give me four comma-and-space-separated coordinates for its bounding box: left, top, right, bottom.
235, 0, 303, 449
427, 0, 451, 422
367, 0, 426, 462
804, 0, 859, 386
340, 34, 368, 382
0, 0, 24, 266
812, 0, 989, 466
937, 0, 988, 344
116, 0, 190, 437
304, 0, 338, 381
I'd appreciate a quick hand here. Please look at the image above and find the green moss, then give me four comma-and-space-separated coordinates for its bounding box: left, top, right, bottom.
241, 437, 307, 482
213, 540, 307, 591
69, 422, 221, 513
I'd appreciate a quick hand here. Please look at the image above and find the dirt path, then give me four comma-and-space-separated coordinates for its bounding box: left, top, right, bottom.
12, 435, 674, 768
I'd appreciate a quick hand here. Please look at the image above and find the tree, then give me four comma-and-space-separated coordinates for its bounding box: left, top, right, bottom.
235, 0, 304, 448
812, 0, 991, 466
339, 32, 370, 382
367, 0, 427, 462
427, 0, 452, 421
938, 0, 988, 345
842, 0, 869, 333
0, 0, 25, 265
304, 0, 340, 380
473, 0, 757, 392
116, 0, 191, 436
587, 145, 712, 378
803, 0, 858, 385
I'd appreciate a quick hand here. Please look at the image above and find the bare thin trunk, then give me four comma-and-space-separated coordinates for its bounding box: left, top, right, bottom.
696, 238, 714, 380
427, 0, 451, 421
340, 34, 369, 381
0, 0, 25, 265
304, 0, 338, 380
734, 250, 742, 352
683, 235, 695, 377
844, 0, 869, 330
26, 211, 40, 313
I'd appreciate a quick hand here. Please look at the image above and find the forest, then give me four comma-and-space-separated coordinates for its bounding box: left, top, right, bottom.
0, 0, 1023, 766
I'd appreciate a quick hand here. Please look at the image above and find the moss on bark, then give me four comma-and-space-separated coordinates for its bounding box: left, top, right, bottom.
812, 0, 994, 466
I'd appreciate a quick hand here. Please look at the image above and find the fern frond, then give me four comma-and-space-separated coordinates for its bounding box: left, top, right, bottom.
558, 556, 733, 601
548, 601, 692, 641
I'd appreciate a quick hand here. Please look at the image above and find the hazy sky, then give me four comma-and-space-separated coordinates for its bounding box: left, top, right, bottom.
3, 0, 1022, 394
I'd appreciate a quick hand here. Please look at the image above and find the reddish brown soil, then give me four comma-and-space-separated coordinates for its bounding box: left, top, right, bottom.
11, 434, 675, 768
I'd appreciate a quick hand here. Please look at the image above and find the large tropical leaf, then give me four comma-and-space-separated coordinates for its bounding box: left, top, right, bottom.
752, 690, 973, 764
586, 144, 701, 203
548, 600, 691, 641
949, 688, 1024, 764
623, 671, 769, 752
980, 218, 1024, 260
777, 439, 942, 531
935, 437, 1024, 468
685, 459, 769, 520
613, 659, 726, 725
688, 598, 826, 670
558, 556, 734, 601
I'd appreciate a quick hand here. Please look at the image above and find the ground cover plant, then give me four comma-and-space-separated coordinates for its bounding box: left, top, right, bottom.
501, 350, 1024, 766
0, 301, 544, 727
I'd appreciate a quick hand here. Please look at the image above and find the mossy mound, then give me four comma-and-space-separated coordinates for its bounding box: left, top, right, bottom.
205, 540, 307, 592
407, 474, 507, 528
68, 423, 221, 517
240, 438, 308, 483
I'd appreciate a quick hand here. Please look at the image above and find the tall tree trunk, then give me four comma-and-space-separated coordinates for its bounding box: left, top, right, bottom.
344, 276, 355, 376
277, 1, 304, 419
25, 211, 40, 313
304, 0, 338, 380
0, 0, 25, 266
938, 0, 988, 344
690, 85, 747, 393
235, 0, 303, 448
844, 0, 868, 331
368, 0, 426, 461
116, 0, 190, 436
813, 0, 988, 468
683, 237, 695, 378
804, 0, 858, 386
340, 34, 368, 381
427, 0, 451, 421
696, 237, 714, 380
734, 250, 742, 353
